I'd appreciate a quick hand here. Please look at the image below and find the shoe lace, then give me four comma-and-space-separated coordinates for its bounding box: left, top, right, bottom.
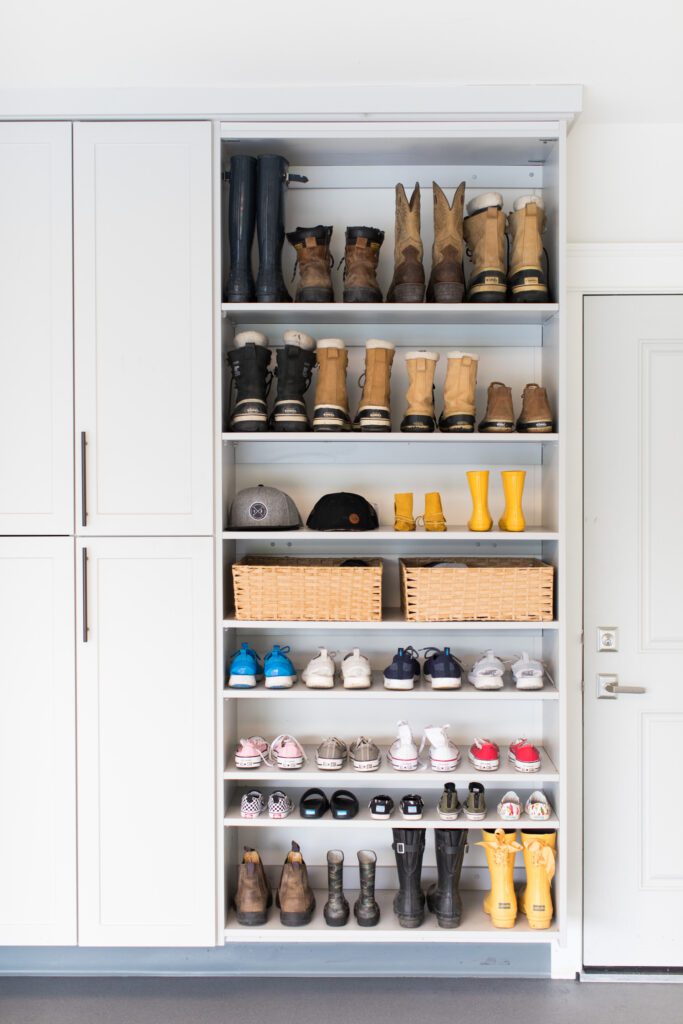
270, 734, 307, 762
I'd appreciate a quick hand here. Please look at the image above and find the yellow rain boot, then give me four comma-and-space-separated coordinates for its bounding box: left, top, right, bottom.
467, 470, 493, 532
499, 470, 526, 532
519, 830, 556, 930
422, 492, 446, 532
477, 828, 522, 928
394, 493, 415, 532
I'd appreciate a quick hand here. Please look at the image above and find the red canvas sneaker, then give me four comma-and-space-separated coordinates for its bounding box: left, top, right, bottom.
468, 737, 500, 771
508, 738, 541, 773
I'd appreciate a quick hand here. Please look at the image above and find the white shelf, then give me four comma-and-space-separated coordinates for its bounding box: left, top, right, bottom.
223, 677, 558, 701
223, 889, 558, 943
223, 610, 558, 631
221, 302, 559, 326
222, 431, 558, 444
223, 526, 558, 542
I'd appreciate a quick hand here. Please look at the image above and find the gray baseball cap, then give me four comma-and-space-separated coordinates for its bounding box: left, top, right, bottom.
229, 484, 302, 530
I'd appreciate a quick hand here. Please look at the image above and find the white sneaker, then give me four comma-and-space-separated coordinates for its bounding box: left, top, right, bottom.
422, 724, 461, 772
302, 647, 336, 689
497, 790, 521, 820
342, 648, 372, 689
468, 650, 505, 690
388, 721, 419, 772
511, 652, 545, 690
525, 790, 551, 821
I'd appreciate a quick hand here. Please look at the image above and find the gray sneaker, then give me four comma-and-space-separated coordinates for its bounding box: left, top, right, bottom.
316, 736, 348, 771
350, 736, 381, 772
463, 781, 486, 820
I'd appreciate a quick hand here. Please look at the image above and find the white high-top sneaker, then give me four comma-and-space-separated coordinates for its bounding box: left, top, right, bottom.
422, 724, 461, 772
388, 720, 419, 772
341, 648, 372, 689
302, 647, 336, 689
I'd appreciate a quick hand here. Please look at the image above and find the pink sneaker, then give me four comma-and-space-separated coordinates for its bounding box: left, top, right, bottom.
270, 734, 307, 770
468, 737, 500, 771
235, 736, 269, 769
508, 738, 541, 773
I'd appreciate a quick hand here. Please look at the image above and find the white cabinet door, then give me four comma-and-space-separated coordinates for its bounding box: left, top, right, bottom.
74, 122, 213, 536
0, 124, 73, 534
0, 538, 76, 945
76, 537, 216, 946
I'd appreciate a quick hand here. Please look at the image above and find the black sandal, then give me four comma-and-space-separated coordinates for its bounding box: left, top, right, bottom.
330, 789, 359, 820
299, 788, 329, 818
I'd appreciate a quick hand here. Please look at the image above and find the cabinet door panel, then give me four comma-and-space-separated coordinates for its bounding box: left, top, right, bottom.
0, 538, 76, 945
0, 123, 73, 534
76, 538, 215, 946
74, 122, 213, 535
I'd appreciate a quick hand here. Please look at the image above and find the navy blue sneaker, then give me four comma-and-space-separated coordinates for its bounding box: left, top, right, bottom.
423, 647, 463, 690
383, 647, 421, 691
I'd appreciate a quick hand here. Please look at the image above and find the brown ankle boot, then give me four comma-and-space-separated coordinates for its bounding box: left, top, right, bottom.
387, 183, 425, 303
479, 382, 515, 433
233, 847, 272, 926
463, 192, 507, 303
286, 225, 334, 302
342, 227, 384, 303
439, 350, 478, 432
427, 181, 465, 303
313, 338, 351, 431
507, 197, 549, 303
400, 350, 439, 432
517, 383, 553, 433
354, 339, 395, 432
277, 841, 316, 926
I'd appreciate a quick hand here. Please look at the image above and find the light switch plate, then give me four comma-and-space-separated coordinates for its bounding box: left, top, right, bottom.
597, 626, 618, 652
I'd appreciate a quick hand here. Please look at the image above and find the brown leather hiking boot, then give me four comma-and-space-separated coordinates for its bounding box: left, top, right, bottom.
439, 350, 478, 432
507, 197, 549, 303
233, 846, 272, 926
517, 383, 553, 433
313, 338, 351, 431
354, 339, 395, 432
276, 841, 316, 926
400, 350, 439, 432
463, 192, 507, 303
387, 183, 425, 303
342, 227, 384, 303
427, 181, 465, 303
479, 381, 515, 433
286, 225, 334, 302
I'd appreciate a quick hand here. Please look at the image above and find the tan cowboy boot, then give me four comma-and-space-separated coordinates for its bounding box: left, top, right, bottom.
400, 350, 439, 432
286, 225, 334, 302
354, 339, 395, 431
463, 192, 507, 303
427, 181, 465, 303
439, 350, 478, 432
507, 196, 549, 303
387, 183, 425, 303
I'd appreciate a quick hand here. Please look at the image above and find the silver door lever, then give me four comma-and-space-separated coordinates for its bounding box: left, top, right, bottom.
597, 674, 646, 699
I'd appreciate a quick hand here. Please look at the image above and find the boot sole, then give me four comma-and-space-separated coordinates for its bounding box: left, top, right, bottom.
397, 915, 424, 928
388, 283, 425, 303
343, 288, 383, 303
508, 271, 549, 303
280, 907, 315, 927
427, 282, 465, 304
354, 913, 380, 927
235, 910, 268, 926
400, 415, 436, 433
324, 913, 350, 927
298, 286, 334, 303
467, 290, 507, 303
516, 422, 553, 433
478, 421, 515, 433
229, 418, 268, 432
439, 417, 475, 432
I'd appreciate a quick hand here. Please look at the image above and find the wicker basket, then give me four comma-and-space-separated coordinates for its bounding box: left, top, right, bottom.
399, 557, 554, 622
232, 556, 383, 621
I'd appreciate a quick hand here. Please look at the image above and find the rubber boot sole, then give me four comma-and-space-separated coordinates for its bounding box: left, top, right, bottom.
324, 910, 350, 927
280, 905, 315, 927
426, 894, 461, 928
343, 287, 383, 303
298, 286, 334, 303
354, 908, 380, 927
427, 281, 465, 303
400, 414, 436, 432
235, 909, 269, 926
508, 270, 549, 303
388, 283, 425, 303
439, 413, 475, 432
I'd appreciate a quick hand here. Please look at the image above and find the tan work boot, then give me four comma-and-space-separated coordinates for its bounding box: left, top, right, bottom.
276, 840, 316, 926
507, 196, 549, 303
286, 225, 334, 302
479, 381, 515, 433
517, 383, 553, 433
400, 350, 439, 432
354, 339, 395, 432
427, 181, 465, 303
439, 350, 479, 432
342, 227, 385, 303
313, 338, 351, 431
233, 847, 272, 926
463, 192, 507, 303
387, 183, 425, 303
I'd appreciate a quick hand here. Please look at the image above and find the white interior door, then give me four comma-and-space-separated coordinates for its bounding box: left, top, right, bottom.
76, 537, 216, 946
584, 294, 683, 967
73, 121, 213, 536
0, 123, 73, 534
0, 538, 76, 945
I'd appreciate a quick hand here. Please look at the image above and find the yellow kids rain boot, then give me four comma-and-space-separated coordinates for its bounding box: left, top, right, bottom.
499, 470, 526, 532
477, 828, 522, 928
394, 493, 416, 532
519, 830, 556, 930
467, 470, 493, 532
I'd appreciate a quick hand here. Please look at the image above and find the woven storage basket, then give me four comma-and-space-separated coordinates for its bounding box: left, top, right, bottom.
400, 557, 554, 622
232, 556, 383, 621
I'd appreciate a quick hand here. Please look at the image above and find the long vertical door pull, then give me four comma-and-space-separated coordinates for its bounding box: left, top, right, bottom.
81, 547, 88, 643
80, 431, 87, 527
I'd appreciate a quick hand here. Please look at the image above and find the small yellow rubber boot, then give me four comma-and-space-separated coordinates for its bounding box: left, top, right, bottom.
394, 493, 415, 532
519, 830, 556, 929
467, 470, 492, 531
423, 492, 447, 531
477, 828, 522, 928
499, 470, 526, 531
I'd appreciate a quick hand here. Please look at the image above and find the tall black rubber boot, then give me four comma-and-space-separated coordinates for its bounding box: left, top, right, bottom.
426, 828, 468, 928
392, 828, 426, 928
324, 850, 350, 927
226, 331, 271, 432
223, 155, 257, 303
270, 330, 316, 431
256, 154, 292, 303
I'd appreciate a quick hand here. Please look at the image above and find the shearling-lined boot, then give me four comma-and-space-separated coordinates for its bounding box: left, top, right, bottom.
354, 339, 395, 432
427, 181, 465, 303
439, 350, 478, 432
313, 338, 351, 431
270, 330, 316, 431
226, 331, 271, 432
463, 192, 507, 303
507, 196, 549, 303
387, 184, 425, 303
400, 350, 439, 432
286, 225, 334, 302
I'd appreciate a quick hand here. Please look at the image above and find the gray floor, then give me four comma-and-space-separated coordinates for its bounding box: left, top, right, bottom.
1, 978, 682, 1024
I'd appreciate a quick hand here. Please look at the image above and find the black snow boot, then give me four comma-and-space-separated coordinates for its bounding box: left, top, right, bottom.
392, 828, 426, 928
270, 330, 316, 431
223, 155, 257, 303
226, 331, 271, 432
427, 828, 468, 928
354, 849, 380, 927
324, 850, 350, 927
255, 154, 304, 303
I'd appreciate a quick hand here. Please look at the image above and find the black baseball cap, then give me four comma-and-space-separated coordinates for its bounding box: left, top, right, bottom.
307, 492, 379, 532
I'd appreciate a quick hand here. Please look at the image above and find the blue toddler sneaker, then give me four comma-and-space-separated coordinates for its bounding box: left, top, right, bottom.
264, 645, 297, 689
228, 643, 263, 688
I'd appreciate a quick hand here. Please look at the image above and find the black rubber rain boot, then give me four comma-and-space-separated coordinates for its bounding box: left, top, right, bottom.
354, 850, 380, 926
270, 330, 316, 431
324, 850, 350, 927
223, 155, 257, 303
426, 828, 468, 928
256, 154, 292, 303
392, 828, 426, 927
226, 331, 271, 432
